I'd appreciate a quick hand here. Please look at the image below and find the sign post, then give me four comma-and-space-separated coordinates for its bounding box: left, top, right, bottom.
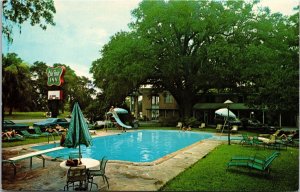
47, 66, 66, 118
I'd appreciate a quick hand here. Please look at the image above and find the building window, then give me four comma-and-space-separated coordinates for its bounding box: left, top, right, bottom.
164, 93, 173, 104
151, 96, 159, 120
151, 96, 159, 106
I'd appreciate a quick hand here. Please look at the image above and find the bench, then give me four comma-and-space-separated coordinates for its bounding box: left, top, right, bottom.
4, 146, 64, 177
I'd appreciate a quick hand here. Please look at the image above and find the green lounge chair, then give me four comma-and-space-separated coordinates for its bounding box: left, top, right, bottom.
247, 152, 280, 173
240, 134, 253, 146
20, 130, 41, 138
34, 127, 51, 136
227, 151, 280, 173
252, 136, 266, 148
2, 135, 25, 142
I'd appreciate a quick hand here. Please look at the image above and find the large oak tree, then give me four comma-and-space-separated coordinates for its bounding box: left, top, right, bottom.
91, 1, 298, 119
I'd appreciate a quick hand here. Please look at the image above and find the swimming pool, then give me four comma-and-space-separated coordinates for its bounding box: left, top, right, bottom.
32, 130, 213, 162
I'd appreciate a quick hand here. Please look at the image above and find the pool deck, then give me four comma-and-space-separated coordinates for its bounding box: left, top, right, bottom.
2, 130, 225, 191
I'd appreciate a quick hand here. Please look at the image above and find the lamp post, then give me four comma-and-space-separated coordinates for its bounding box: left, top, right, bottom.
224, 99, 233, 145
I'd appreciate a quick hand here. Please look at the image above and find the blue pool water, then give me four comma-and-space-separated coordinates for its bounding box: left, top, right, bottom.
32, 130, 213, 162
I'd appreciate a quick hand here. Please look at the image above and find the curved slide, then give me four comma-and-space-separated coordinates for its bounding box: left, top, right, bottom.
110, 112, 132, 129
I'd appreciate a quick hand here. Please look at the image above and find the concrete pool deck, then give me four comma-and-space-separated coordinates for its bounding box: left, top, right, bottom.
2, 130, 224, 191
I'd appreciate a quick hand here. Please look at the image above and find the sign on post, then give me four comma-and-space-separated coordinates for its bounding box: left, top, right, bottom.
46, 66, 66, 86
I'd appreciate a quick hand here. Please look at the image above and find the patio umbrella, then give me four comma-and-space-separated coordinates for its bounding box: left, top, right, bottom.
64, 102, 92, 163
215, 108, 236, 118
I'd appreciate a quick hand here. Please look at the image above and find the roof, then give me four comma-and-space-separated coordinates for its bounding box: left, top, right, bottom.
193, 103, 251, 110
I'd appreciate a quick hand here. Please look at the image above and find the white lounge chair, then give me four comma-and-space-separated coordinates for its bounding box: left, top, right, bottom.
199, 123, 205, 129
231, 125, 238, 133
216, 124, 222, 132
176, 122, 183, 129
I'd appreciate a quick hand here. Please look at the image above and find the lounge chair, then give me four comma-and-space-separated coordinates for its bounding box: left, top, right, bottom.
258, 129, 282, 138
34, 127, 51, 136
176, 122, 183, 129
247, 152, 280, 173
2, 135, 25, 142
240, 134, 253, 146
231, 125, 238, 133
257, 135, 286, 150
216, 124, 222, 132
20, 130, 41, 138
88, 156, 109, 190
227, 151, 280, 173
250, 136, 267, 149
199, 123, 205, 129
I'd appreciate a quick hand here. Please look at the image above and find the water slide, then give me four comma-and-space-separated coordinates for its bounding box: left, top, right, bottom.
110, 112, 132, 129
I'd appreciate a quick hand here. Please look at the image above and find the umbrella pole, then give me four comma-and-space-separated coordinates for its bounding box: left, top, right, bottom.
79, 144, 81, 164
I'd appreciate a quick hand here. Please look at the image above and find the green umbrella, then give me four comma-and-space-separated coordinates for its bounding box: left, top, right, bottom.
64, 102, 92, 163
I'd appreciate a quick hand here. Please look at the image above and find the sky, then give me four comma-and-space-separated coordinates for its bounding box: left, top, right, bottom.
2, 0, 299, 80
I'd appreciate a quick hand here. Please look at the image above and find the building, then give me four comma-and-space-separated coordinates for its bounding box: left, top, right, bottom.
128, 88, 298, 127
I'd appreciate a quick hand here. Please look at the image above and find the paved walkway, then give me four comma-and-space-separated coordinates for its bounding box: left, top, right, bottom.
2, 130, 223, 191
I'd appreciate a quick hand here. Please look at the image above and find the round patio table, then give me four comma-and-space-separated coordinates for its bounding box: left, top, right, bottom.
60, 158, 100, 170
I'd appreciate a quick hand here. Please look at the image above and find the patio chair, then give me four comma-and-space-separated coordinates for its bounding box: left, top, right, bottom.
199, 123, 205, 129
176, 122, 183, 129
20, 130, 41, 138
34, 127, 50, 136
88, 156, 109, 190
64, 165, 88, 191
231, 125, 238, 133
240, 134, 253, 146
216, 124, 222, 132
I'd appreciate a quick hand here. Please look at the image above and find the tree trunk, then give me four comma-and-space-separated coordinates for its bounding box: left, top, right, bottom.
134, 95, 139, 119
9, 106, 13, 115
175, 92, 196, 121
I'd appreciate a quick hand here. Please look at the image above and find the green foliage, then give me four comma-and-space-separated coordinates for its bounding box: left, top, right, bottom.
2, 53, 96, 115
2, 0, 56, 43
91, 31, 154, 104
2, 53, 33, 114
159, 116, 179, 127
184, 116, 199, 127
161, 145, 299, 191
91, 0, 298, 119
30, 61, 49, 111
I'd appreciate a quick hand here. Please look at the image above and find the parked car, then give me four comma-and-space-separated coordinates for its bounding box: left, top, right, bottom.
3, 120, 29, 132
33, 118, 70, 131
214, 115, 242, 127
240, 118, 279, 133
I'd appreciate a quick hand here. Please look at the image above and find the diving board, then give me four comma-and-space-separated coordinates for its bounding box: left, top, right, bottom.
5, 146, 64, 177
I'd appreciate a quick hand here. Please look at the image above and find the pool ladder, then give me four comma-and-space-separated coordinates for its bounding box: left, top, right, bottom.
47, 133, 58, 146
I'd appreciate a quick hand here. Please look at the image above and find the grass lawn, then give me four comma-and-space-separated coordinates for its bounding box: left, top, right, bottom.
3, 111, 69, 120
161, 144, 299, 191
2, 135, 60, 148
